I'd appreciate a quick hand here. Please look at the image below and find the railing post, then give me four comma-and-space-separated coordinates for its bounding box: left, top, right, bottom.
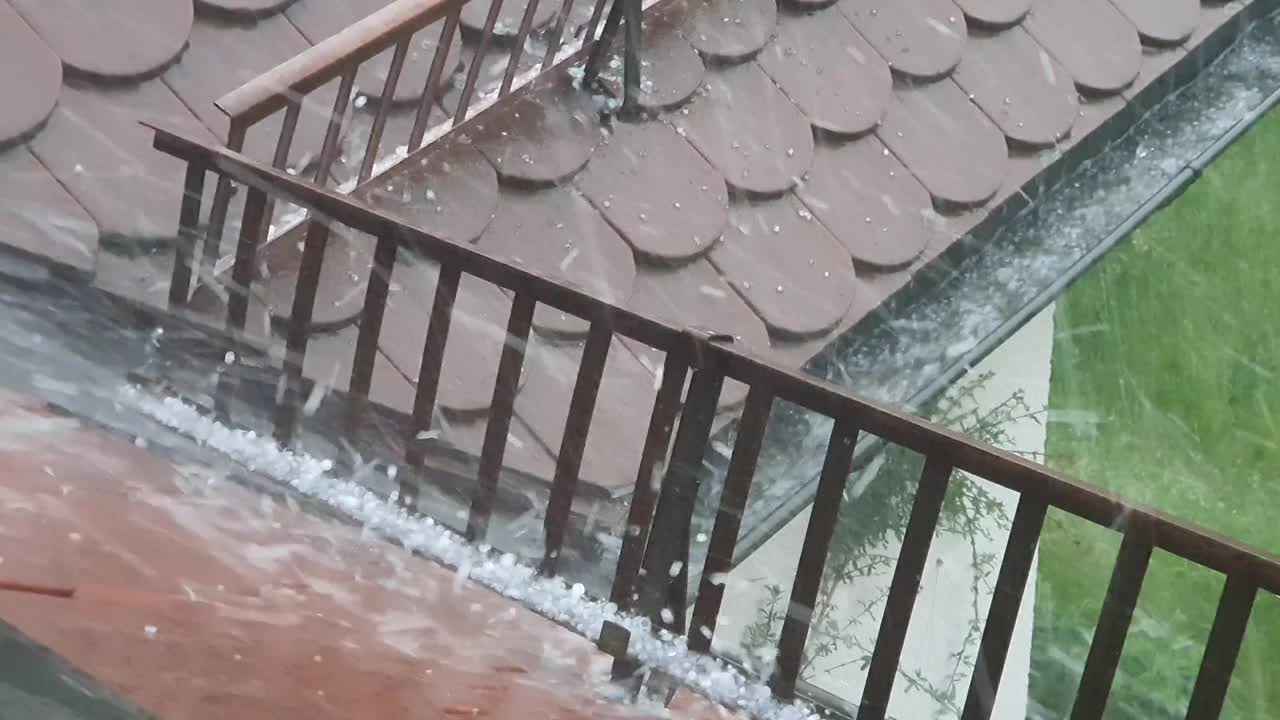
403, 264, 463, 503
540, 321, 613, 576
168, 163, 206, 308
202, 120, 247, 291
346, 229, 400, 433
770, 417, 859, 699
687, 385, 773, 654
1070, 521, 1154, 720
409, 5, 461, 150
600, 349, 691, 681
215, 180, 269, 421
633, 367, 724, 636
500, 0, 544, 96
358, 35, 412, 183
857, 455, 953, 720
453, 0, 507, 123
961, 494, 1049, 720
541, 0, 579, 70
1184, 574, 1257, 720
466, 293, 536, 542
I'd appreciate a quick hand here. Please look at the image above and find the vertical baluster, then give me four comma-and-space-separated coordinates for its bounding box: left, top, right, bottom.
168, 163, 206, 308
226, 187, 269, 336
453, 0, 507, 124
857, 456, 954, 720
582, 0, 611, 45
273, 215, 331, 444
770, 417, 859, 699
215, 182, 269, 421
269, 71, 354, 437
201, 121, 248, 291
1069, 522, 1154, 720
347, 229, 399, 431
404, 264, 462, 485
540, 321, 613, 576
687, 385, 773, 654
634, 368, 724, 635
960, 495, 1049, 720
409, 7, 462, 151
1184, 574, 1257, 720
358, 35, 411, 184
313, 70, 356, 186
466, 294, 536, 542
500, 0, 544, 96
604, 351, 691, 681
608, 351, 692, 613
541, 0, 579, 70
256, 100, 300, 264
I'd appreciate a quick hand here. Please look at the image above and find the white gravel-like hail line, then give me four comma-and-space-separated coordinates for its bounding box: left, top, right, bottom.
122, 386, 819, 720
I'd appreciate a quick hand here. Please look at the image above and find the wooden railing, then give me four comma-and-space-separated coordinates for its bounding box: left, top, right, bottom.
150, 124, 1280, 720
172, 0, 651, 431
180, 0, 637, 322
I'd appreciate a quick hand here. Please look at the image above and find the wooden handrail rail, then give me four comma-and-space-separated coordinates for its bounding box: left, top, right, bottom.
148, 119, 1280, 600
216, 0, 463, 125
146, 120, 683, 350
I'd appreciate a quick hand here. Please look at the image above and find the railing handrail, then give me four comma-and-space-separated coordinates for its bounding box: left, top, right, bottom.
216, 0, 462, 125
148, 119, 1280, 600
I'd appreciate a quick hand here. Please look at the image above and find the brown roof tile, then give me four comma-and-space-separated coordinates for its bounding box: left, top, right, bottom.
0, 1, 62, 146
1111, 0, 1201, 46
1023, 0, 1142, 94
478, 185, 637, 339
599, 17, 706, 111
434, 410, 559, 482
516, 336, 658, 492
359, 136, 501, 245
840, 0, 969, 80
379, 260, 525, 414
795, 134, 939, 269
300, 325, 417, 414
576, 120, 727, 262
682, 0, 778, 62
756, 10, 892, 137
0, 145, 97, 273
954, 0, 1031, 27
194, 0, 299, 18
8, 0, 193, 82
951, 26, 1078, 148
877, 80, 1008, 207
474, 75, 602, 186
162, 15, 336, 170
668, 62, 815, 196
624, 260, 770, 408
257, 226, 376, 332
711, 195, 856, 338
28, 81, 216, 245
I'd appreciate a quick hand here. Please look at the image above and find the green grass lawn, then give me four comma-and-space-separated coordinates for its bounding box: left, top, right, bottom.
1033, 106, 1280, 719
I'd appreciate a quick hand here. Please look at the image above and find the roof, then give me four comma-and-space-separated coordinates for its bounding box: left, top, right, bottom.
0, 389, 733, 719
0, 0, 1257, 496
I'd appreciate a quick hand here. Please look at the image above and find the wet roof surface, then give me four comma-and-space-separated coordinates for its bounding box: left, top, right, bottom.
0, 390, 735, 719
0, 0, 1255, 495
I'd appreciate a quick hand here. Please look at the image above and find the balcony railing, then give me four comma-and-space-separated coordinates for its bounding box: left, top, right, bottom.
178, 0, 648, 319
148, 122, 1280, 720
